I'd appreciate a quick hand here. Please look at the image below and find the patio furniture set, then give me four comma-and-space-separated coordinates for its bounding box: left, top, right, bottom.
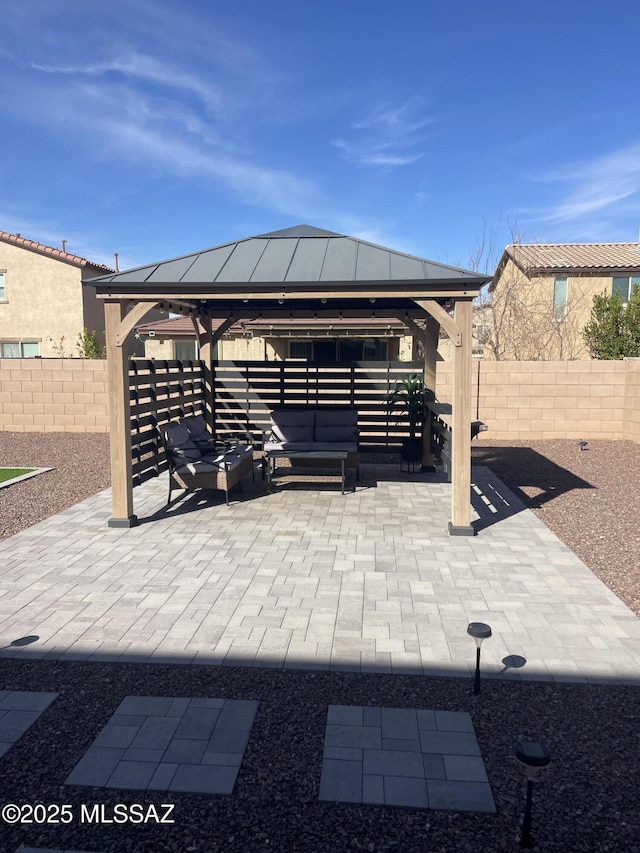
162, 407, 360, 504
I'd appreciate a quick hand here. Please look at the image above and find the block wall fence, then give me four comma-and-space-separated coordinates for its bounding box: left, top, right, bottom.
0, 357, 639, 443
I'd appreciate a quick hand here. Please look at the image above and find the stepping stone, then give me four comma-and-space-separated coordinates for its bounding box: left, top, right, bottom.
319, 705, 495, 812
65, 696, 257, 796
0, 691, 58, 759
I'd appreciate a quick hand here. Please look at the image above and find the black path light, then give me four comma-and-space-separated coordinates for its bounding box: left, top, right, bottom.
467, 622, 492, 695
514, 739, 551, 849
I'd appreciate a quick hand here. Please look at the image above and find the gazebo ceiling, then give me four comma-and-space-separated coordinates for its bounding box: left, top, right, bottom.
87, 225, 490, 301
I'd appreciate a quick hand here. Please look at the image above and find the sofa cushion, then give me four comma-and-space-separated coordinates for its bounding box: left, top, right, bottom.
183, 414, 210, 445
270, 409, 314, 443
314, 409, 358, 443
314, 425, 358, 443
164, 423, 202, 462
315, 409, 358, 427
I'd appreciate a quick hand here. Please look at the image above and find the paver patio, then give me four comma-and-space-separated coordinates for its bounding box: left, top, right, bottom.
1, 462, 639, 684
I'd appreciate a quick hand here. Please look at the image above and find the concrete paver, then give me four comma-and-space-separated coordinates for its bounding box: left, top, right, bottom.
65, 696, 257, 795
319, 705, 495, 812
0, 691, 57, 758
0, 463, 639, 684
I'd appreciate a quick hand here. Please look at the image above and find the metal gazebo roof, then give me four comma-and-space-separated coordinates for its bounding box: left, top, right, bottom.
89, 225, 487, 290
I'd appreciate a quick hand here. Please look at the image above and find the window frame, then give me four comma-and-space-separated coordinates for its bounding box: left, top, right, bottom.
553, 276, 568, 321
612, 275, 640, 302
0, 271, 6, 301
0, 340, 40, 358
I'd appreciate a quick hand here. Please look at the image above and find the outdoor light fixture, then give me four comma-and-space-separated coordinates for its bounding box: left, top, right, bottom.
321, 298, 327, 303
514, 740, 550, 849
369, 297, 376, 303
467, 622, 492, 695
278, 298, 284, 304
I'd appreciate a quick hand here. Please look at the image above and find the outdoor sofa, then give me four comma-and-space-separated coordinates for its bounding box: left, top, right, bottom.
262, 406, 360, 478
161, 414, 254, 505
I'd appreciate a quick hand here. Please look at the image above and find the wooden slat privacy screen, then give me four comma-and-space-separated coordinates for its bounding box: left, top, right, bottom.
129, 359, 204, 485
129, 359, 424, 485
213, 360, 424, 448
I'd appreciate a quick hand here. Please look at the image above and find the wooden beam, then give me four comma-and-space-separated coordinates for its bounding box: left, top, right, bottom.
192, 315, 215, 434
389, 311, 427, 342
422, 314, 440, 469
105, 301, 136, 528
115, 301, 160, 347
414, 299, 461, 346
449, 300, 474, 536
98, 287, 481, 301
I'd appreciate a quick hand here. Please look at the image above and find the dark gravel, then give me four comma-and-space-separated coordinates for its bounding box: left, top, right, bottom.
0, 432, 639, 852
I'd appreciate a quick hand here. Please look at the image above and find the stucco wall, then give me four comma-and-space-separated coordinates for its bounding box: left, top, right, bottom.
0, 241, 106, 358
489, 258, 615, 361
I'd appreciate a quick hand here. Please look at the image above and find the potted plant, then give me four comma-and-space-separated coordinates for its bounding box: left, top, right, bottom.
386, 374, 432, 463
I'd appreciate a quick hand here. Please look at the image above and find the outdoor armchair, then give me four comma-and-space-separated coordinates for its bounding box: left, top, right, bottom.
161, 420, 254, 506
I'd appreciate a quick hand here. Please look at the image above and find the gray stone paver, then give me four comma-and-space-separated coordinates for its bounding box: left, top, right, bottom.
0, 691, 57, 758
65, 697, 257, 795
1, 463, 640, 685
319, 705, 495, 812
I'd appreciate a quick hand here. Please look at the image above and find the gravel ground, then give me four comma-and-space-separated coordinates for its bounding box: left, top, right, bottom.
0, 432, 639, 852
472, 439, 640, 617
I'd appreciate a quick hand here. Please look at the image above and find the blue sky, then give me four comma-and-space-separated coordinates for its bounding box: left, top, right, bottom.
2, 0, 640, 272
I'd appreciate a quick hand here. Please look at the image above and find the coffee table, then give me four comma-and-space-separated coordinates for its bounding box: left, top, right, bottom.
264, 450, 349, 494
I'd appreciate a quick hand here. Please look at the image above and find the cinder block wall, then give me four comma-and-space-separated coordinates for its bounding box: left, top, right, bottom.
435, 359, 629, 440
0, 358, 108, 433
623, 357, 640, 443
0, 357, 638, 442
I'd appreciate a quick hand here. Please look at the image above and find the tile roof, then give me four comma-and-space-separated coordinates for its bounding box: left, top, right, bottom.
505, 242, 640, 273
0, 230, 114, 271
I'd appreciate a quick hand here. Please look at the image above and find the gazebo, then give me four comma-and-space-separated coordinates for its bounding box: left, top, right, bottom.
87, 225, 491, 535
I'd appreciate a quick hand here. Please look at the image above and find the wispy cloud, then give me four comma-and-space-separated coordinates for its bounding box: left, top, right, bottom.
532, 143, 640, 223
30, 53, 224, 112
332, 97, 434, 167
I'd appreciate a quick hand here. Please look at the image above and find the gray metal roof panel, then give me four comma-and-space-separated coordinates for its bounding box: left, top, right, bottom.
389, 252, 427, 280
250, 237, 297, 283
285, 238, 328, 282
180, 243, 236, 283
355, 242, 391, 281
320, 237, 358, 281
218, 238, 268, 282
146, 255, 197, 283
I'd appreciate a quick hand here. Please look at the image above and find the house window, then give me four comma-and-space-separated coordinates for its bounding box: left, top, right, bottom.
289, 340, 313, 359
1, 341, 39, 358
612, 275, 640, 301
174, 339, 198, 361
0, 272, 5, 300
553, 276, 568, 320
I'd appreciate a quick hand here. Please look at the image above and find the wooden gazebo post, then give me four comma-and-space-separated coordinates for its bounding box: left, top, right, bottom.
449, 299, 474, 535
105, 300, 136, 528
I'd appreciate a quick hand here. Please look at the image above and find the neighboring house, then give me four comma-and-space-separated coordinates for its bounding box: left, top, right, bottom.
136, 315, 417, 362
488, 242, 640, 360
0, 229, 114, 358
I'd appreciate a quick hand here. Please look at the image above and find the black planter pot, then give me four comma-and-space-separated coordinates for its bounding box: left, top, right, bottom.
400, 438, 422, 473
